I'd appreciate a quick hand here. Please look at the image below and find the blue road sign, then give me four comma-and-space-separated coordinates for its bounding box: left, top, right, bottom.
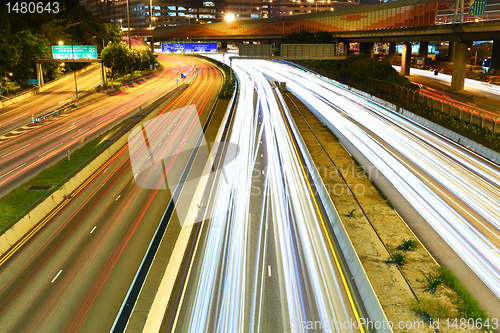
28, 79, 38, 85
161, 42, 217, 53
0, 89, 4, 93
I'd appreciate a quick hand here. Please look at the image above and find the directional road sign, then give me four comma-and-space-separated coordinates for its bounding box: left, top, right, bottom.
52, 45, 98, 60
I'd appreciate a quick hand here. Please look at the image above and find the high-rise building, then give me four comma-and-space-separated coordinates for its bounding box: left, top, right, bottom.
80, 0, 358, 27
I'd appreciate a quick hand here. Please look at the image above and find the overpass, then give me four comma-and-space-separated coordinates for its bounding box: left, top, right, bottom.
152, 0, 500, 91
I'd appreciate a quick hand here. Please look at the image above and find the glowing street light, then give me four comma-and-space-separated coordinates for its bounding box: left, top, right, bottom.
226, 13, 235, 22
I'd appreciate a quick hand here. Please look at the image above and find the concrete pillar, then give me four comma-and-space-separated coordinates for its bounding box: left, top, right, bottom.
401, 42, 412, 76
447, 41, 455, 62
419, 41, 429, 57
36, 62, 44, 87
359, 42, 373, 58
491, 40, 500, 72
451, 42, 469, 91
388, 43, 396, 56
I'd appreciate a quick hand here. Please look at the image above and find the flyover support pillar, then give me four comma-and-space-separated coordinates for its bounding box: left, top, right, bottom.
36, 62, 44, 87
401, 42, 411, 76
451, 42, 469, 91
491, 40, 500, 72
359, 42, 374, 58
447, 41, 455, 62
419, 41, 428, 57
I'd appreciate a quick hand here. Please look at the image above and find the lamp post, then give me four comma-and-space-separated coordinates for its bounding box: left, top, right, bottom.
93, 36, 105, 54
119, 19, 122, 29
59, 40, 78, 101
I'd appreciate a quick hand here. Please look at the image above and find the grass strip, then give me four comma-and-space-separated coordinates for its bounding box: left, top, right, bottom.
0, 138, 109, 236
439, 266, 489, 321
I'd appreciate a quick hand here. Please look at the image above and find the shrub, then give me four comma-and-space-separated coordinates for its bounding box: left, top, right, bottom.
398, 238, 418, 251
391, 251, 406, 265
423, 272, 443, 293
345, 208, 356, 218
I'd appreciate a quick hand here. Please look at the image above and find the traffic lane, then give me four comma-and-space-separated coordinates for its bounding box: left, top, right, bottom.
167, 62, 362, 332
343, 110, 500, 252
269, 63, 500, 298
0, 65, 102, 135
0, 58, 188, 197
0, 56, 222, 333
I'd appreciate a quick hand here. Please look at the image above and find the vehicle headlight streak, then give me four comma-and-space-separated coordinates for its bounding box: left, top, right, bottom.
180, 57, 360, 332
250, 60, 500, 298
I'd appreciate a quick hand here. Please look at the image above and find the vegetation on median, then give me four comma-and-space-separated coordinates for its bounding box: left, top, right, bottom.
0, 138, 110, 236
194, 55, 236, 99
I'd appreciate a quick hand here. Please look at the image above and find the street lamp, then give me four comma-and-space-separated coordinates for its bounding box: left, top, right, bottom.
226, 13, 235, 21
119, 19, 122, 28
93, 36, 105, 54
59, 40, 78, 101
3, 72, 13, 96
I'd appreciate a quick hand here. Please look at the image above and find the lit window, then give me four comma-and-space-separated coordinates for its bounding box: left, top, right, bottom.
178, 12, 185, 16
168, 6, 176, 10
168, 12, 176, 16
203, 1, 215, 6
178, 6, 186, 10
251, 14, 260, 18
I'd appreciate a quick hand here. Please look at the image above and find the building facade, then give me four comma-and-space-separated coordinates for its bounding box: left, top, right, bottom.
80, 0, 358, 27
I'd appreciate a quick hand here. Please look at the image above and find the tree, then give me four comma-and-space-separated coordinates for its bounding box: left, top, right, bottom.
101, 42, 129, 87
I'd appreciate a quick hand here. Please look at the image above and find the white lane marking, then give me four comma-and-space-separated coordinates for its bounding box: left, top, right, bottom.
90, 226, 97, 234
0, 163, 27, 179
268, 265, 271, 277
38, 142, 65, 157
266, 222, 268, 230
51, 270, 63, 283
2, 144, 30, 158
115, 195, 121, 201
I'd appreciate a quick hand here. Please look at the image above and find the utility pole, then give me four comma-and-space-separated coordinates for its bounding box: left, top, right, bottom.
126, 0, 133, 83
72, 44, 79, 101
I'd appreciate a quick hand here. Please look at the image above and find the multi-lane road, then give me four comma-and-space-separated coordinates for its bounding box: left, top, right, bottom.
0, 64, 103, 136
248, 59, 500, 316
163, 57, 366, 333
0, 55, 198, 198
0, 56, 222, 332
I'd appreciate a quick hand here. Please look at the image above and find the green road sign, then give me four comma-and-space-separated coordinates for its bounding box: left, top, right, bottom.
52, 45, 98, 60
469, 0, 486, 15
28, 79, 38, 85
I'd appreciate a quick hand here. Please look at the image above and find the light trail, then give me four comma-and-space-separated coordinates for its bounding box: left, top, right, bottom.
393, 65, 500, 98
250, 59, 500, 299
170, 55, 364, 332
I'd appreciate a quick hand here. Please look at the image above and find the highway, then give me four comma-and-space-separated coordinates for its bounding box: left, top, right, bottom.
0, 55, 196, 199
393, 65, 500, 100
0, 64, 102, 136
247, 59, 500, 306
0, 56, 222, 332
164, 56, 365, 333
